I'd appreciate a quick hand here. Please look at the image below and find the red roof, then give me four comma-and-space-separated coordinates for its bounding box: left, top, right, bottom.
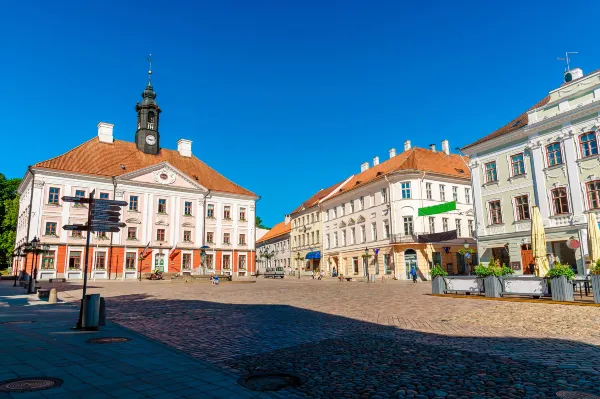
290, 180, 347, 215
256, 221, 291, 243
34, 138, 256, 197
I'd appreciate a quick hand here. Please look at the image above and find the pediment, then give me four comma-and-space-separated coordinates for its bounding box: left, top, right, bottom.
117, 162, 207, 191
182, 221, 195, 228
338, 221, 346, 228
126, 218, 141, 224
156, 220, 169, 226
464, 209, 474, 217
348, 218, 356, 225
356, 215, 365, 223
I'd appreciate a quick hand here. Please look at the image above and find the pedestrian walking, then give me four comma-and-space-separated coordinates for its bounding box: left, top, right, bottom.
410, 265, 418, 283
311, 270, 316, 279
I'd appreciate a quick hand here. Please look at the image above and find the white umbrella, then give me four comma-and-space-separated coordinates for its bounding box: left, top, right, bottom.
531, 206, 549, 277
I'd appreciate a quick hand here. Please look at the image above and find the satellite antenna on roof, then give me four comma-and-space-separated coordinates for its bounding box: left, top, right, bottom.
557, 51, 577, 71
557, 52, 583, 83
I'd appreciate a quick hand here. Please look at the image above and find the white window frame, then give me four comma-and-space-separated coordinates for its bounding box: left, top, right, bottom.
439, 185, 446, 201
510, 192, 532, 222
442, 217, 449, 232
485, 197, 505, 226
481, 157, 500, 184
547, 184, 571, 216
181, 251, 193, 270
576, 131, 600, 160
464, 187, 471, 204
426, 183, 432, 200
125, 251, 138, 270
401, 182, 411, 199
544, 140, 566, 168
506, 151, 527, 178
452, 186, 458, 202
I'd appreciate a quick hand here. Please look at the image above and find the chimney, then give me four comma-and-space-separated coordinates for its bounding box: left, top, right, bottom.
373, 156, 379, 166
360, 162, 370, 172
177, 139, 192, 157
404, 140, 411, 151
429, 144, 436, 152
97, 122, 114, 144
389, 148, 396, 158
441, 140, 450, 155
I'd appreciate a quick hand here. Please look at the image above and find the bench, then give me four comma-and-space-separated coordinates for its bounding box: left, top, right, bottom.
49, 278, 66, 283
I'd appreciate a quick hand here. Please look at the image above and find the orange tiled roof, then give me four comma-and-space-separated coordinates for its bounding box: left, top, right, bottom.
34, 138, 256, 197
462, 96, 550, 150
324, 147, 470, 202
290, 180, 347, 215
256, 220, 291, 243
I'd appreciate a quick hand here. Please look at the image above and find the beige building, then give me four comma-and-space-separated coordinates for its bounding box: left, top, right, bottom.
321, 141, 475, 280
289, 181, 348, 275
462, 66, 600, 275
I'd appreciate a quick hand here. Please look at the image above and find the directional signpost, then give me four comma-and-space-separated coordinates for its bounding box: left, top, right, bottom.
62, 191, 128, 329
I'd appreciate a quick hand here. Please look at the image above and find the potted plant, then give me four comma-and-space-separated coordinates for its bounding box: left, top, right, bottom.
475, 260, 513, 298
430, 264, 447, 294
590, 260, 600, 304
546, 262, 575, 302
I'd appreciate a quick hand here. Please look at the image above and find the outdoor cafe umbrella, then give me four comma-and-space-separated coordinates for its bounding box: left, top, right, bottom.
587, 212, 600, 264
531, 206, 549, 277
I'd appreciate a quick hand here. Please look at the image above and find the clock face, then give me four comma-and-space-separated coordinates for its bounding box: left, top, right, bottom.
146, 135, 156, 145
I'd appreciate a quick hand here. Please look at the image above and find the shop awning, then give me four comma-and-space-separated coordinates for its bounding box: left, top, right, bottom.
417, 230, 457, 243
418, 201, 456, 216
305, 251, 321, 259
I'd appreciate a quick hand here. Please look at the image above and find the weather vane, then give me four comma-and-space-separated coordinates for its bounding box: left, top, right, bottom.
557, 51, 578, 72
147, 54, 153, 85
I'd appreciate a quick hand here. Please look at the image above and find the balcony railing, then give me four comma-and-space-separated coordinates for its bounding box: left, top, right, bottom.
390, 233, 420, 243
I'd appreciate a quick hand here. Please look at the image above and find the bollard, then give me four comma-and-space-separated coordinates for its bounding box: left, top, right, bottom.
82, 294, 101, 330
99, 297, 106, 326
48, 289, 58, 304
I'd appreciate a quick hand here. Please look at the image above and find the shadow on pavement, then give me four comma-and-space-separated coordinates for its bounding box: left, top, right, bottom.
102, 293, 600, 399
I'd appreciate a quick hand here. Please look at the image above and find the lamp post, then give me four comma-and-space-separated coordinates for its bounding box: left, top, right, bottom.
12, 246, 24, 287
364, 247, 370, 279
463, 239, 470, 275
295, 252, 303, 279
28, 237, 40, 294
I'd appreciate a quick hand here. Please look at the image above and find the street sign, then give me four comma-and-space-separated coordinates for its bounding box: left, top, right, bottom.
92, 203, 122, 211
94, 199, 128, 206
61, 196, 90, 204
90, 226, 120, 233
63, 224, 89, 231
93, 210, 120, 217
90, 222, 126, 228
91, 215, 120, 222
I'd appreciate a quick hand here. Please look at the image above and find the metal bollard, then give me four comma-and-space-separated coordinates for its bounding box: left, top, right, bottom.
82, 294, 101, 330
99, 297, 106, 326
48, 289, 58, 304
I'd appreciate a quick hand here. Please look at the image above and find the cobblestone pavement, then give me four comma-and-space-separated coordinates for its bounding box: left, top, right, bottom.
48, 278, 600, 398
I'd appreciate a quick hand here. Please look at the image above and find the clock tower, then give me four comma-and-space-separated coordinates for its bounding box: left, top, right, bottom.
135, 56, 161, 154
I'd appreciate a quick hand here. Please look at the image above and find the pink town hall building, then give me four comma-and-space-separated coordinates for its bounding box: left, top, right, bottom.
13, 80, 258, 280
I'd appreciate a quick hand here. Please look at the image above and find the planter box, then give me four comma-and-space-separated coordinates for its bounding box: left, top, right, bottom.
592, 275, 600, 304
444, 276, 483, 294
551, 276, 574, 302
484, 276, 503, 298
431, 276, 446, 294
501, 276, 549, 297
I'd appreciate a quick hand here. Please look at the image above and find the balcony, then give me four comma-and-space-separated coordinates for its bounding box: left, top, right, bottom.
390, 233, 420, 243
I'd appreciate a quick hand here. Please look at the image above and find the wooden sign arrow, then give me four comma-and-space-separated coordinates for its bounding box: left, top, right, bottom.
93, 210, 121, 217
92, 203, 122, 212
90, 222, 126, 228
90, 226, 120, 233
63, 224, 90, 231
92, 214, 120, 222
94, 199, 128, 207
61, 196, 90, 204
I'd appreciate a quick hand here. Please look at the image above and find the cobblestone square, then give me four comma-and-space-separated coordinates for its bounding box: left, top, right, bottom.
51, 278, 600, 398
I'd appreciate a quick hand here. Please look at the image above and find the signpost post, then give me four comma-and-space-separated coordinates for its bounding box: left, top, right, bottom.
62, 193, 128, 330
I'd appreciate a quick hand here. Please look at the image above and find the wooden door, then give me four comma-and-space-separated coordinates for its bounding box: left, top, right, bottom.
521, 245, 534, 274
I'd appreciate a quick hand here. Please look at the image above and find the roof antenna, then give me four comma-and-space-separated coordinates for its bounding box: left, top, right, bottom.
146, 54, 153, 85
557, 51, 578, 72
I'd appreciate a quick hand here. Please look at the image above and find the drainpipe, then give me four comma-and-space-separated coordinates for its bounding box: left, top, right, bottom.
253, 195, 261, 275
25, 167, 35, 277
384, 175, 395, 279
108, 177, 117, 280
201, 189, 211, 274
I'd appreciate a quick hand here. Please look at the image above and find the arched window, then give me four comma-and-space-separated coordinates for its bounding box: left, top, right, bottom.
546, 142, 563, 166
580, 132, 598, 158
147, 112, 155, 129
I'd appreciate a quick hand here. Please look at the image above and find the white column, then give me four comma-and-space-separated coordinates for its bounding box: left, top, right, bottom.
60, 183, 71, 242
172, 195, 179, 246
196, 197, 205, 246
144, 193, 152, 244
562, 126, 584, 218
113, 189, 125, 245
30, 181, 45, 240
468, 160, 486, 235
529, 144, 551, 221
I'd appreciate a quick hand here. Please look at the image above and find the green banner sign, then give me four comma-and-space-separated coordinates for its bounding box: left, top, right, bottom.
418, 201, 457, 217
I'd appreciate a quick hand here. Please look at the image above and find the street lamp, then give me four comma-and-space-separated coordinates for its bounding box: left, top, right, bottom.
463, 240, 470, 249
295, 252, 303, 279
364, 247, 370, 279
12, 246, 24, 287
28, 237, 40, 294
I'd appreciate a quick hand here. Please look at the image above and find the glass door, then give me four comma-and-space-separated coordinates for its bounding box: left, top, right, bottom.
155, 253, 165, 272
404, 250, 417, 279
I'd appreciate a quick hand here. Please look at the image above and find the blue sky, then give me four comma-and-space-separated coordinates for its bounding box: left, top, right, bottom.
1, 0, 600, 227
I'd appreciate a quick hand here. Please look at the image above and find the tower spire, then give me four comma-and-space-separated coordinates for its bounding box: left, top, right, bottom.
146, 53, 153, 86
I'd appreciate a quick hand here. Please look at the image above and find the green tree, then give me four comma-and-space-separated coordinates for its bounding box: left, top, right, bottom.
255, 216, 269, 230
0, 174, 21, 266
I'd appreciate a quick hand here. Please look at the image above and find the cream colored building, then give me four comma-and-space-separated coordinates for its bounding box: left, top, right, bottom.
321, 141, 475, 280
462, 66, 600, 275
289, 181, 348, 274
